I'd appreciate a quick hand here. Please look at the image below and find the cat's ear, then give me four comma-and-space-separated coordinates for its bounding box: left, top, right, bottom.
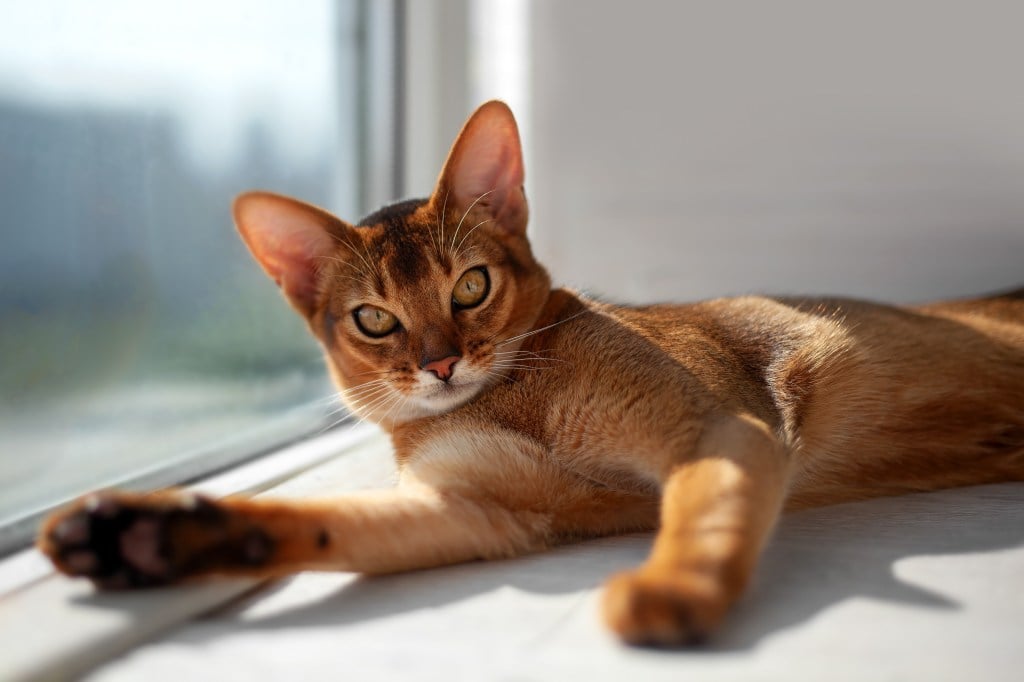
431, 100, 528, 236
233, 191, 349, 317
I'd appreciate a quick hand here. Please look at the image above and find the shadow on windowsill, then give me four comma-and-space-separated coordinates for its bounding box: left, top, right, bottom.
73, 482, 1023, 653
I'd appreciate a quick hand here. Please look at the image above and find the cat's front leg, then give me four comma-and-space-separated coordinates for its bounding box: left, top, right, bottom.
39, 485, 549, 588
601, 413, 790, 646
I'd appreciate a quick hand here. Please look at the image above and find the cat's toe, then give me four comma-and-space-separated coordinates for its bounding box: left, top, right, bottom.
51, 512, 91, 545
601, 570, 728, 647
43, 510, 98, 577
38, 491, 219, 589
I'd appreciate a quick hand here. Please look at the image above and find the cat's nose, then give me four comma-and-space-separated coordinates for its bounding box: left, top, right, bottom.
421, 355, 460, 382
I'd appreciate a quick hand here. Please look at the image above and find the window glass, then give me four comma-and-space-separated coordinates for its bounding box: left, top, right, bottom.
0, 0, 363, 543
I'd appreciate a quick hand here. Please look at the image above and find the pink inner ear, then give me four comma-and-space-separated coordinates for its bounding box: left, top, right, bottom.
233, 192, 340, 314
454, 141, 521, 207
446, 107, 526, 226
266, 230, 331, 304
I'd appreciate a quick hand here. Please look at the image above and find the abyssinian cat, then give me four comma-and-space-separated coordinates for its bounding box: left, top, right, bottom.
40, 101, 1024, 646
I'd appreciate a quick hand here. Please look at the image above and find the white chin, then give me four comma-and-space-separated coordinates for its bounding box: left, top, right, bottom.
415, 381, 481, 415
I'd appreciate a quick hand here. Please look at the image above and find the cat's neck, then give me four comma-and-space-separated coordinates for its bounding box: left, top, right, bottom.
532, 288, 587, 330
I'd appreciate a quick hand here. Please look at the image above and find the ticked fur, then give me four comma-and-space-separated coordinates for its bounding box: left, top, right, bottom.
39, 101, 1024, 646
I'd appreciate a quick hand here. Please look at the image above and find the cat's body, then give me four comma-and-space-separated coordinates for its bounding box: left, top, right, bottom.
40, 102, 1024, 646
400, 288, 1024, 511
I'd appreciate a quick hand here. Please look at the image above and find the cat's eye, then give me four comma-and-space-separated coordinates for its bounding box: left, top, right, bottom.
354, 305, 399, 337
452, 267, 490, 309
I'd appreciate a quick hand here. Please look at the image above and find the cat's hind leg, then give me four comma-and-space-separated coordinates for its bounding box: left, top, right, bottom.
601, 413, 790, 646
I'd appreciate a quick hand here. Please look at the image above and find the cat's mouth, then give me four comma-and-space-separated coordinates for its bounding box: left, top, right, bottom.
414, 377, 483, 414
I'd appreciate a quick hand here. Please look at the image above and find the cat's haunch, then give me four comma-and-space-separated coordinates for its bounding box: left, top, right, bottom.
39, 100, 1024, 647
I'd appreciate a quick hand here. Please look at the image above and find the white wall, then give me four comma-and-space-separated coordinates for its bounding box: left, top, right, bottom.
527, 1, 1024, 303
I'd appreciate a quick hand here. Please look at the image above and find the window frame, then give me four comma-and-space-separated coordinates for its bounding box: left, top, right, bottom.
0, 0, 406, 557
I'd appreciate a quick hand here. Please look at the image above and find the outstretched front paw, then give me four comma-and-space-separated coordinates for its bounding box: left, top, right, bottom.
38, 490, 272, 589
601, 569, 729, 647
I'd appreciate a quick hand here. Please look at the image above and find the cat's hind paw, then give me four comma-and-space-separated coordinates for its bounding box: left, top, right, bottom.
601, 569, 728, 647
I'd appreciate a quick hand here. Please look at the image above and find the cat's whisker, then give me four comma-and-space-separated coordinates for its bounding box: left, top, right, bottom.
319, 252, 382, 293
346, 368, 403, 379
482, 369, 517, 385
331, 233, 382, 286
453, 219, 493, 262
378, 393, 410, 426
354, 390, 395, 415
342, 386, 388, 402
340, 379, 392, 398
495, 311, 589, 347
344, 391, 391, 412
341, 390, 393, 413
491, 354, 559, 366
346, 376, 389, 393
342, 376, 393, 390
312, 398, 343, 411
449, 190, 495, 259
491, 359, 550, 367
492, 349, 565, 363
310, 385, 384, 412
490, 353, 553, 362
315, 407, 358, 436
492, 356, 564, 365
346, 379, 394, 398
353, 391, 405, 428
316, 255, 363, 271
490, 363, 548, 372
348, 391, 400, 421
454, 246, 482, 264
337, 259, 372, 278
491, 370, 544, 376
307, 391, 350, 406
322, 403, 354, 421
313, 261, 375, 290
491, 365, 553, 373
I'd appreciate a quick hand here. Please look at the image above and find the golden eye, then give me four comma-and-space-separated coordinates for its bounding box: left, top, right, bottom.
452, 267, 490, 308
354, 305, 398, 337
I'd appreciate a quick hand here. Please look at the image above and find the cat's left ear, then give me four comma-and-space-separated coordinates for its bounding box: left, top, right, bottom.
233, 191, 350, 317
431, 100, 528, 236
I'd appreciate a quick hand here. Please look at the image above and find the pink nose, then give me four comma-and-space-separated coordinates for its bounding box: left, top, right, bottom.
421, 355, 460, 382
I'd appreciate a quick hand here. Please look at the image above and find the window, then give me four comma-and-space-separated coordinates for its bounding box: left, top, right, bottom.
0, 0, 396, 552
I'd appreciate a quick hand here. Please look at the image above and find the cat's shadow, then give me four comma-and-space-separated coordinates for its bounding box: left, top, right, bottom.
171, 482, 1023, 651
717, 482, 1024, 650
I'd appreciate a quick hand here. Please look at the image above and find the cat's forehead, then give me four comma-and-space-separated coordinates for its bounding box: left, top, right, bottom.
353, 198, 435, 286
356, 198, 429, 229
351, 198, 493, 294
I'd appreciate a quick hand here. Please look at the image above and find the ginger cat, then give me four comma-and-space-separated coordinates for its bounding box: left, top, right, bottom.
40, 101, 1024, 646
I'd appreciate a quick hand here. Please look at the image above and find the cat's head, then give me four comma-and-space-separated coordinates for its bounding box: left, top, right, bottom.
233, 101, 551, 425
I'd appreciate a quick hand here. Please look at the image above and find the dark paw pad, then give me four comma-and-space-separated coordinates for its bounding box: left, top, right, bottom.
40, 491, 226, 589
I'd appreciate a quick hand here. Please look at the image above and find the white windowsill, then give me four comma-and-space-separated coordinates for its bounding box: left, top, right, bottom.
0, 424, 385, 681
4, 428, 1023, 681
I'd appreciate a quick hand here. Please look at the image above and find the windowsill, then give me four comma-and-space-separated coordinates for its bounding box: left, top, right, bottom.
0, 380, 335, 557
0, 424, 385, 681
4, 431, 1023, 680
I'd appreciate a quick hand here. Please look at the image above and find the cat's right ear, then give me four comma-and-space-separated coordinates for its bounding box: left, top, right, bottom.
233, 191, 349, 317
431, 100, 528, 237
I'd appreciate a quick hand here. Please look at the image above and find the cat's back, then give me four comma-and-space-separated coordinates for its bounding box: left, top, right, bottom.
912, 286, 1024, 342
583, 291, 1024, 503
613, 288, 1024, 374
